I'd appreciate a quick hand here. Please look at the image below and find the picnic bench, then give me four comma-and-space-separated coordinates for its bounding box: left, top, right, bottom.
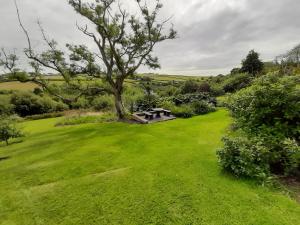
133, 108, 174, 124
152, 108, 164, 118
163, 110, 171, 117
144, 112, 154, 120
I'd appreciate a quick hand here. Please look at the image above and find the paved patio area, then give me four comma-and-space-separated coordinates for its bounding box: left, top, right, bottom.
132, 109, 176, 124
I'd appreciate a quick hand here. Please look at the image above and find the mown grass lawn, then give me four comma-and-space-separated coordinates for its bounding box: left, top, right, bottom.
0, 109, 299, 225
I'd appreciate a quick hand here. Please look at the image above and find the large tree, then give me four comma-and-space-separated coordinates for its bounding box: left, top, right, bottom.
240, 50, 264, 76
5, 0, 176, 119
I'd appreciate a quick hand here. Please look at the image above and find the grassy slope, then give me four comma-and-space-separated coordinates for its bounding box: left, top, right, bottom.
0, 82, 38, 91
0, 110, 299, 225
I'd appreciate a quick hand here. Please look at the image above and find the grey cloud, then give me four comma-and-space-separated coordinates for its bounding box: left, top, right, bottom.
1, 0, 300, 75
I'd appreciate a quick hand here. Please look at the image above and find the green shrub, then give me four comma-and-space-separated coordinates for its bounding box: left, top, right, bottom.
192, 101, 216, 115
158, 99, 215, 118
222, 73, 252, 93
70, 97, 90, 109
227, 74, 300, 140
11, 92, 68, 117
171, 105, 194, 118
210, 85, 225, 97
181, 80, 201, 94
33, 87, 43, 96
282, 139, 300, 176
157, 99, 174, 110
0, 95, 14, 116
123, 87, 144, 113
156, 100, 194, 118
136, 94, 158, 111
217, 136, 270, 180
218, 135, 300, 180
92, 95, 114, 111
181, 80, 212, 94
0, 116, 24, 145
198, 82, 211, 93
218, 74, 300, 179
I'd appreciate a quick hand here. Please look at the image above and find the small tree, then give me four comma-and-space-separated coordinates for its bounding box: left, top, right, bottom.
6, 0, 176, 120
241, 50, 264, 76
0, 117, 23, 145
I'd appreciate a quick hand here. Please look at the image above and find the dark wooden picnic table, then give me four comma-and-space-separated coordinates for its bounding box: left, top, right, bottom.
152, 108, 164, 118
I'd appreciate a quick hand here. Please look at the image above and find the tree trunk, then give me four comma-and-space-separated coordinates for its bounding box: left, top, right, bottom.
5, 139, 8, 146
114, 91, 125, 120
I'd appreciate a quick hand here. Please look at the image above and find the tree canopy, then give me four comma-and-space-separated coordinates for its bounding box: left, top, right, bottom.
240, 50, 264, 76
1, 0, 176, 119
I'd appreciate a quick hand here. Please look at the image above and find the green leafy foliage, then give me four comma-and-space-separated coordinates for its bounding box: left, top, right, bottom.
218, 136, 270, 180
91, 95, 114, 112
0, 116, 23, 145
171, 104, 195, 118
10, 92, 68, 117
218, 74, 300, 179
227, 75, 300, 139
222, 73, 252, 93
241, 50, 264, 76
181, 80, 211, 94
181, 80, 201, 94
0, 95, 14, 116
192, 101, 216, 115
158, 98, 216, 118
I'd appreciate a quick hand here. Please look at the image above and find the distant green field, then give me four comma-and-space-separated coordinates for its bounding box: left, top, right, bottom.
0, 79, 65, 91
0, 109, 299, 225
0, 74, 205, 91
0, 81, 38, 91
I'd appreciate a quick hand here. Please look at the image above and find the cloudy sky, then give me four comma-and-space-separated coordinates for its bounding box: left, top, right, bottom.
1, 0, 300, 76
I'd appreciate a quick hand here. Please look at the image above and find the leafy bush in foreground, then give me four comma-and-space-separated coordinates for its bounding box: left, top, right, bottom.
217, 136, 270, 180
218, 74, 300, 180
227, 74, 299, 140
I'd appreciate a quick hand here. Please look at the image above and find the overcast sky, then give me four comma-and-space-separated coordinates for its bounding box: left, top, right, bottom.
1, 0, 300, 76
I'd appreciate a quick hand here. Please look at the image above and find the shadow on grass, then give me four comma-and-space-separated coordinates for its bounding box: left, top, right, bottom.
0, 156, 10, 161
219, 167, 300, 204
218, 169, 259, 183
0, 139, 24, 148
